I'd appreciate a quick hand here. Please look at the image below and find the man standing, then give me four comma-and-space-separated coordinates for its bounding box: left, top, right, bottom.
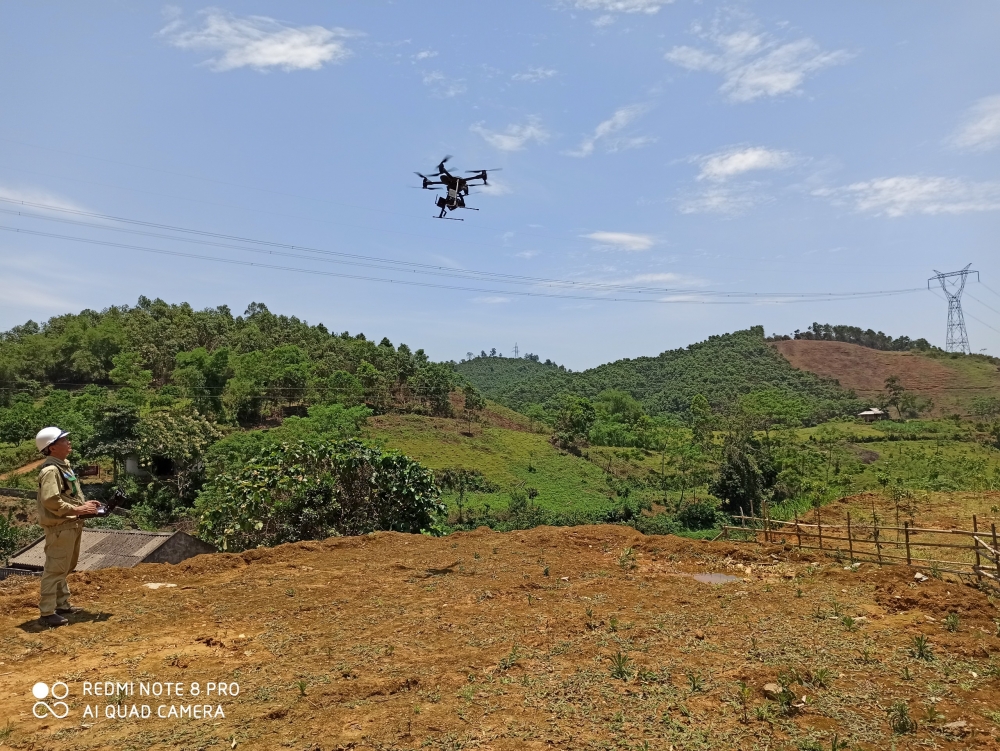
34, 427, 99, 627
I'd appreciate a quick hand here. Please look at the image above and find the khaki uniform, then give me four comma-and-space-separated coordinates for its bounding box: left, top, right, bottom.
36, 457, 85, 616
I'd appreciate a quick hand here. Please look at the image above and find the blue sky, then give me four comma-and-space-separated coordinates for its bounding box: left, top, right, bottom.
1, 1, 999, 368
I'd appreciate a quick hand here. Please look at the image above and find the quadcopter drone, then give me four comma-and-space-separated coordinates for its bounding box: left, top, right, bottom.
414, 156, 500, 220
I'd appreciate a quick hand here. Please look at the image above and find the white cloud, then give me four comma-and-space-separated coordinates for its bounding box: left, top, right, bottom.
161, 9, 358, 72
473, 296, 511, 304
515, 250, 538, 259
665, 20, 852, 102
583, 231, 655, 251
567, 105, 649, 157
947, 95, 1000, 152
471, 118, 549, 151
413, 50, 438, 61
478, 180, 512, 196
678, 184, 767, 215
0, 185, 89, 214
592, 15, 615, 28
512, 67, 558, 83
572, 0, 674, 13
816, 176, 1000, 217
422, 71, 466, 97
696, 146, 794, 181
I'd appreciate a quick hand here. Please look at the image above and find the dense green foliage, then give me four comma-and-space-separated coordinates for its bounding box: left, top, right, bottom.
0, 297, 455, 424
195, 439, 443, 551
767, 322, 935, 352
456, 327, 862, 424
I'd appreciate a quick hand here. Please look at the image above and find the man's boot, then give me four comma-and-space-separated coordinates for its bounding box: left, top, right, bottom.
56, 605, 83, 615
40, 613, 68, 627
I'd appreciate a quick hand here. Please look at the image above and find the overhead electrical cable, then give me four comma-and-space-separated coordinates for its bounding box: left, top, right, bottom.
966, 292, 1000, 318
929, 289, 1000, 336
0, 197, 927, 301
0, 224, 925, 306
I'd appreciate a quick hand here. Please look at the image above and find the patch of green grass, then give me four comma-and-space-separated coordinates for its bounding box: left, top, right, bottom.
367, 414, 618, 514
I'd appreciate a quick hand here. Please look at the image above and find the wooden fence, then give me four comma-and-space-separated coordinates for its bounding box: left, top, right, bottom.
719, 512, 1000, 590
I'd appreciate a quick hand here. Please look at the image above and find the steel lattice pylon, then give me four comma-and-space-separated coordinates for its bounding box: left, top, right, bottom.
928, 264, 978, 354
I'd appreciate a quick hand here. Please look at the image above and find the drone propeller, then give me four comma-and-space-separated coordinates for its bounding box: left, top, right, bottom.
465, 168, 502, 174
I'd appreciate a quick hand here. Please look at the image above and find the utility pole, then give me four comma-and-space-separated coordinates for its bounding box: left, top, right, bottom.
928, 264, 978, 354
513, 343, 519, 358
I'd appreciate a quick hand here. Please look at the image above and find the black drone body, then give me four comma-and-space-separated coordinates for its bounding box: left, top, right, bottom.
414, 156, 499, 220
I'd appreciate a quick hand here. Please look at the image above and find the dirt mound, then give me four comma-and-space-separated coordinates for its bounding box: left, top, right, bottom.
773, 340, 1000, 415
1, 526, 998, 750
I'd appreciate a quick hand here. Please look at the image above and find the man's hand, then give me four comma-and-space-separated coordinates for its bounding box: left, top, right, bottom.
76, 501, 100, 516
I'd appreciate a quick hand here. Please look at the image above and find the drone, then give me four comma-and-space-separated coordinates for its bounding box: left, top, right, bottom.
414, 156, 500, 220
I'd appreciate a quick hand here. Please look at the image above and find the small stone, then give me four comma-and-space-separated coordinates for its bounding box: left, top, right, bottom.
914, 572, 929, 582
694, 630, 705, 640
560, 576, 569, 581
762, 683, 782, 699
143, 583, 177, 590
943, 720, 969, 734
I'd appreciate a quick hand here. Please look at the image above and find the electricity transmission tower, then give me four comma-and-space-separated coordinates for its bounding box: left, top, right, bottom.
928, 264, 978, 354
513, 343, 519, 358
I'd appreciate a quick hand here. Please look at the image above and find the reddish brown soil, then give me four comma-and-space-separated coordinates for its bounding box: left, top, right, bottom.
1, 526, 998, 750
772, 340, 1000, 415
0, 460, 43, 483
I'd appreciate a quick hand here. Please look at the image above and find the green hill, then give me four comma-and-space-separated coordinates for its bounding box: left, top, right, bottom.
456, 326, 862, 422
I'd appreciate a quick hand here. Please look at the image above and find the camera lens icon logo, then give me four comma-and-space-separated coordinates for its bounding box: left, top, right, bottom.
32, 681, 70, 719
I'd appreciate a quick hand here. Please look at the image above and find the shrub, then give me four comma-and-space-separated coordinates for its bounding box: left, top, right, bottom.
676, 499, 718, 530
195, 439, 443, 551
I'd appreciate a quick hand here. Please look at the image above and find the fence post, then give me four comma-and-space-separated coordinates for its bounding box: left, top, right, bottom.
847, 512, 854, 564
794, 513, 801, 549
903, 521, 911, 566
973, 515, 982, 584
993, 524, 1000, 582
817, 509, 823, 550
874, 522, 882, 566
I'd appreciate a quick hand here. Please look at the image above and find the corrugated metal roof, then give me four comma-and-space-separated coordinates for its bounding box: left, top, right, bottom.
9, 529, 176, 572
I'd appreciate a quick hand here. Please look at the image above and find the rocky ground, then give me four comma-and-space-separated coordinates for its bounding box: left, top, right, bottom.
1, 525, 999, 750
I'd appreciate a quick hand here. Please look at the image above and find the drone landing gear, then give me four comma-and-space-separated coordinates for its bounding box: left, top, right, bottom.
435, 215, 464, 221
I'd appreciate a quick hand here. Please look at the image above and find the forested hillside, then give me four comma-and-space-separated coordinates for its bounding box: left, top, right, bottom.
456, 327, 862, 423
0, 296, 457, 440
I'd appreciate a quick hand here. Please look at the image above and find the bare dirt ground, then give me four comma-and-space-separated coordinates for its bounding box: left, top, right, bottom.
772, 340, 1000, 415
0, 460, 43, 483
1, 525, 998, 750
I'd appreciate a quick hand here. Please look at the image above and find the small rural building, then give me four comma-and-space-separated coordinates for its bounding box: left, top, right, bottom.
1, 529, 216, 580
857, 407, 888, 423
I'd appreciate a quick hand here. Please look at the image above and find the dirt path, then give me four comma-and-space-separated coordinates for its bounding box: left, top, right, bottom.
1, 525, 997, 750
0, 459, 43, 482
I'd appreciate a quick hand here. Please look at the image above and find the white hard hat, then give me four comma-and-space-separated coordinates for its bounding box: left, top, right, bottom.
35, 426, 69, 452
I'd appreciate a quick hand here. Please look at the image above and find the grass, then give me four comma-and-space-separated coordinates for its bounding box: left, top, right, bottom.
365, 413, 618, 515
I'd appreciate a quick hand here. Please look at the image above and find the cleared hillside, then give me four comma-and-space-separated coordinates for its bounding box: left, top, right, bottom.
2, 526, 998, 750
458, 327, 861, 421
773, 340, 1000, 416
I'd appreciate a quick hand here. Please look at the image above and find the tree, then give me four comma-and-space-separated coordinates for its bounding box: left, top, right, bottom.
410, 362, 455, 416
553, 394, 596, 449
195, 440, 444, 551
883, 375, 905, 419
462, 384, 486, 433
524, 404, 547, 433
84, 397, 141, 481
689, 394, 713, 447
708, 434, 777, 517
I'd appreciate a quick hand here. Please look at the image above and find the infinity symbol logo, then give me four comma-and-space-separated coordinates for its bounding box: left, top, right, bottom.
31, 681, 70, 719
32, 701, 70, 719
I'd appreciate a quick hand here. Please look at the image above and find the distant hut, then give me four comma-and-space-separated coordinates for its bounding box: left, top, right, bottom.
857, 407, 888, 423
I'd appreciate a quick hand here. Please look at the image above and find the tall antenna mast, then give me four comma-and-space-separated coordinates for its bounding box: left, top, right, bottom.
928, 264, 978, 354
513, 342, 519, 358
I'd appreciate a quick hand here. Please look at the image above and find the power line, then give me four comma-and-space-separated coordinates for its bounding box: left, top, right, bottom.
966, 292, 1000, 318
929, 288, 1000, 336
0, 198, 928, 302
